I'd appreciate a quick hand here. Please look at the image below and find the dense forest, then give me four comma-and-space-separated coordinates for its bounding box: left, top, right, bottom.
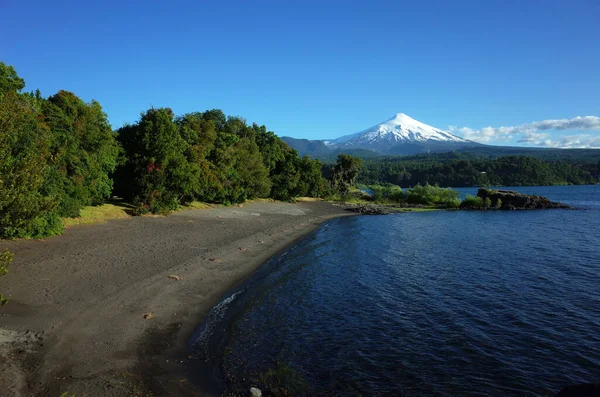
325, 152, 600, 187
0, 62, 330, 238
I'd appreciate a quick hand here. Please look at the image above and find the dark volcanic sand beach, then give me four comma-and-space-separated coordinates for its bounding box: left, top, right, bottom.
0, 201, 349, 397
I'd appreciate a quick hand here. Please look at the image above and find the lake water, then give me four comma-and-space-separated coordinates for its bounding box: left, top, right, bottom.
190, 185, 600, 396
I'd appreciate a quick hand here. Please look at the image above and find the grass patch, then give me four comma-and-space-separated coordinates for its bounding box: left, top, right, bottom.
295, 197, 322, 202
246, 198, 277, 204
176, 201, 213, 211
62, 202, 132, 227
0, 249, 13, 306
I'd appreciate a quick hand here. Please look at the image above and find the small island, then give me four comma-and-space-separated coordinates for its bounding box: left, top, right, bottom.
344, 186, 571, 214
467, 188, 571, 210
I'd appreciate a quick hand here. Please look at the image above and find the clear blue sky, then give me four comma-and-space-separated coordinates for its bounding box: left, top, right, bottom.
2, 0, 599, 147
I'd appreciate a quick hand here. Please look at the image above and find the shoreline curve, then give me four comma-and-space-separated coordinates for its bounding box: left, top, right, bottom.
0, 201, 351, 397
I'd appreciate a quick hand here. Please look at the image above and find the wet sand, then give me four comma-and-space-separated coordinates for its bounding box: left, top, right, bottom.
0, 201, 350, 396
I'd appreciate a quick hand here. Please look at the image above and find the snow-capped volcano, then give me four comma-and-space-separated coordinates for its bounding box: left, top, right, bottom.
281, 113, 480, 157
328, 113, 469, 147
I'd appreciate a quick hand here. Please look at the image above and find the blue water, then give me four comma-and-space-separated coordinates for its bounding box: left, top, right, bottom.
192, 185, 600, 396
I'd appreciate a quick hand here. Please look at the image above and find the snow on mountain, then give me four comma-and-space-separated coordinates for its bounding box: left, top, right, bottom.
327, 113, 469, 147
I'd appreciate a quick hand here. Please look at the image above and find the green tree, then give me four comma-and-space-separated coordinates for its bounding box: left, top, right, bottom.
331, 154, 363, 195
296, 156, 327, 198
0, 62, 25, 94
42, 91, 120, 217
232, 138, 271, 199
0, 91, 62, 238
270, 147, 301, 200
255, 127, 285, 172
116, 108, 200, 213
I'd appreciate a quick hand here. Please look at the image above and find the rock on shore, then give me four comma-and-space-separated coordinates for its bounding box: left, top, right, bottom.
476, 188, 571, 210
344, 204, 391, 215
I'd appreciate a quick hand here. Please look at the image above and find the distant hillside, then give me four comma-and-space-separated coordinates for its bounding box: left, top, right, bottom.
327, 152, 600, 188
281, 137, 381, 160
456, 146, 600, 161
280, 137, 331, 157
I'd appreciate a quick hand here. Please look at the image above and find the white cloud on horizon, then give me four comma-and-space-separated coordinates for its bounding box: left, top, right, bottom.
448, 116, 600, 148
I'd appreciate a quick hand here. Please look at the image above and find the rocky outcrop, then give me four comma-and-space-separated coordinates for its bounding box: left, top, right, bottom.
476, 188, 571, 210
344, 204, 391, 215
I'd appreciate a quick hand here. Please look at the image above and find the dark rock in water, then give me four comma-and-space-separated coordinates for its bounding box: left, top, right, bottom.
555, 383, 600, 397
477, 188, 571, 210
344, 204, 390, 215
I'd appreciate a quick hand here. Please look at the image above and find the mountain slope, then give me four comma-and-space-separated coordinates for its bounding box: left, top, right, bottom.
280, 137, 332, 157
283, 113, 480, 157
329, 113, 469, 147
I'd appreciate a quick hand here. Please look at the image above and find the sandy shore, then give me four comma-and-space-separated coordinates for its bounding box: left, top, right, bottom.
0, 201, 350, 396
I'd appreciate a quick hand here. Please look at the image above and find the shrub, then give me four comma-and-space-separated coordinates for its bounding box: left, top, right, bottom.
405, 184, 460, 207
484, 197, 492, 208
460, 194, 484, 209
369, 184, 405, 203
446, 198, 462, 208
495, 198, 503, 209
0, 249, 13, 306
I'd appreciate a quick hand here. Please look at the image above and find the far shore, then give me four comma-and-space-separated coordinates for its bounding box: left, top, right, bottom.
0, 201, 351, 396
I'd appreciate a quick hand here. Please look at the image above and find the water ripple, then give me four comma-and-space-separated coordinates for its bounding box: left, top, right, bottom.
194, 186, 600, 396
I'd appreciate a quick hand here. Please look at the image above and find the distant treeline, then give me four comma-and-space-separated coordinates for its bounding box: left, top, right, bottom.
0, 62, 328, 238
325, 153, 600, 187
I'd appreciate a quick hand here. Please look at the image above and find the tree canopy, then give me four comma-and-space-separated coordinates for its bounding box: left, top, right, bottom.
330, 154, 363, 195
0, 62, 330, 238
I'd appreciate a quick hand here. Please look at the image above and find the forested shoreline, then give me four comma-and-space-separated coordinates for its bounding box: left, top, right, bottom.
1, 61, 599, 239
0, 63, 329, 238
340, 153, 600, 187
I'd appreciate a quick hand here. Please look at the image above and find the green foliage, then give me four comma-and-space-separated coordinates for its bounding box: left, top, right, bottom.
0, 90, 56, 238
460, 194, 484, 209
116, 108, 328, 211
496, 198, 503, 209
0, 249, 13, 305
405, 184, 460, 207
0, 249, 11, 277
348, 152, 600, 187
368, 184, 405, 203
0, 63, 119, 238
269, 147, 301, 201
234, 138, 271, 198
1, 62, 331, 232
0, 62, 25, 94
296, 156, 328, 198
331, 154, 363, 195
116, 108, 197, 214
484, 197, 492, 208
42, 91, 120, 216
